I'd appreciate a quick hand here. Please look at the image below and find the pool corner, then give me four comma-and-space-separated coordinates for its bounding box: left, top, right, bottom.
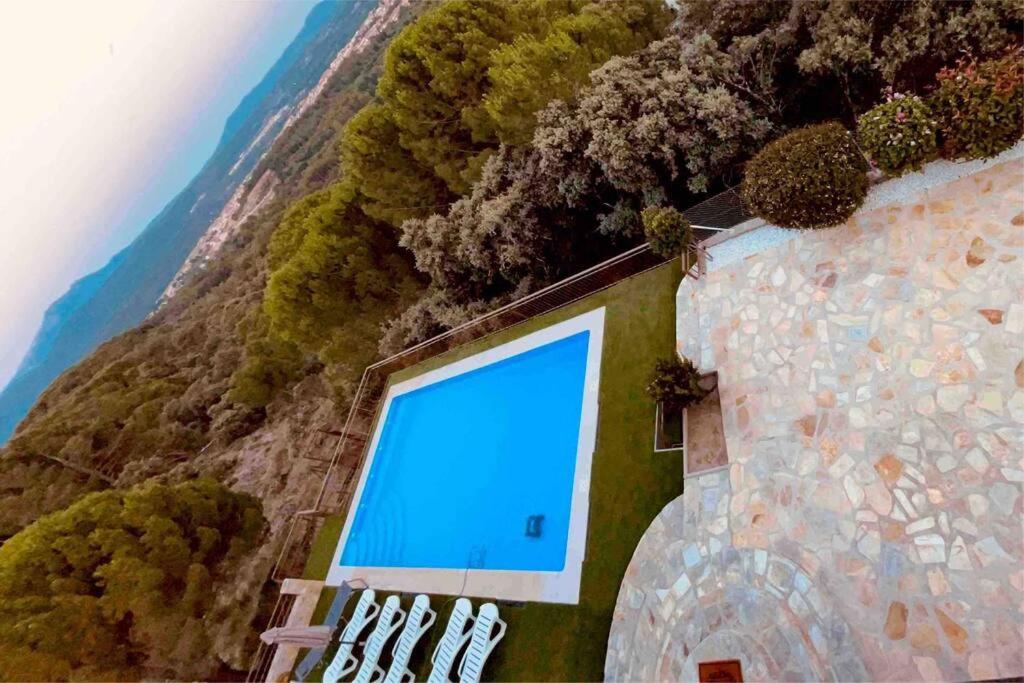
325, 307, 607, 605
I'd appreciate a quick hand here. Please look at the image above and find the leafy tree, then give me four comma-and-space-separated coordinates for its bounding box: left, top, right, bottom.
542, 34, 773, 197
264, 180, 421, 354
0, 479, 264, 681
348, 0, 671, 224
228, 310, 307, 408
390, 29, 773, 350
484, 0, 672, 144
397, 139, 637, 305
267, 189, 333, 270
0, 458, 102, 542
642, 206, 694, 259
379, 282, 534, 357
376, 0, 516, 193
341, 104, 454, 228
795, 0, 1022, 85
678, 0, 1023, 122
399, 145, 553, 299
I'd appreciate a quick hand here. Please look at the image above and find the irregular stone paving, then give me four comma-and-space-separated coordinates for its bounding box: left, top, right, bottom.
607, 156, 1024, 681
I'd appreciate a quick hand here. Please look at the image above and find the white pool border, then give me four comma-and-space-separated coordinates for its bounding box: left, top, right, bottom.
325, 307, 606, 604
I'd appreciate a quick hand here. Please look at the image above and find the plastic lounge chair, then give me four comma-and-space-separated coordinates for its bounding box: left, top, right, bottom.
384, 595, 437, 683
323, 590, 380, 683
426, 598, 475, 683
295, 580, 366, 682
456, 603, 506, 683
353, 595, 407, 683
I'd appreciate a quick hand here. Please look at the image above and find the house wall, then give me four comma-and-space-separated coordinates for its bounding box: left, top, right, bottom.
606, 149, 1023, 681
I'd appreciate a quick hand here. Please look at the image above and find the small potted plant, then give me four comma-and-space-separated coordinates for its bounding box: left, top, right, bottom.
641, 206, 699, 274
646, 355, 711, 410
647, 355, 714, 452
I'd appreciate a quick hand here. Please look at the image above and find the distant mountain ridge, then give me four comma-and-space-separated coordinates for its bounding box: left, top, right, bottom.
10, 251, 128, 382
0, 0, 378, 445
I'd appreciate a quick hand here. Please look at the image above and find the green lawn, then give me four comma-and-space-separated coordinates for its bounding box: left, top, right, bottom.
299, 262, 685, 681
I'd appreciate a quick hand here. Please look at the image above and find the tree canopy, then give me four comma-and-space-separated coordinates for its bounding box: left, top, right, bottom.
386, 32, 775, 347
263, 179, 422, 355
484, 0, 673, 145
269, 0, 672, 356
0, 479, 264, 681
379, 0, 1020, 350
679, 0, 1023, 123
340, 0, 671, 226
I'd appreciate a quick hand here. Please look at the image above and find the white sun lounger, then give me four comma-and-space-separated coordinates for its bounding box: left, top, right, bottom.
296, 580, 367, 681
384, 594, 437, 683
323, 590, 380, 683
353, 595, 407, 683
426, 599, 475, 683
457, 603, 506, 683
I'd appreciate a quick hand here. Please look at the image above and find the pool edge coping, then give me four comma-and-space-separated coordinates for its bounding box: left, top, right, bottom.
324, 306, 607, 605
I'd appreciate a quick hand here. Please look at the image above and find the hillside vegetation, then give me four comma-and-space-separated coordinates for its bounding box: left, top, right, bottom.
0, 0, 1020, 679
0, 479, 263, 681
0, 1, 379, 447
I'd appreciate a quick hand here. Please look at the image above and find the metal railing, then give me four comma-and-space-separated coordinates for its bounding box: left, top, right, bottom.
246, 592, 296, 683
682, 185, 751, 230
54, 188, 750, 490
251, 186, 752, 680
269, 241, 680, 583
268, 186, 752, 585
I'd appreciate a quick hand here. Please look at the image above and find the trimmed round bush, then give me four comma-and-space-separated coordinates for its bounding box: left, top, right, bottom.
857, 94, 938, 176
741, 122, 869, 230
646, 355, 708, 410
931, 51, 1023, 161
642, 206, 693, 259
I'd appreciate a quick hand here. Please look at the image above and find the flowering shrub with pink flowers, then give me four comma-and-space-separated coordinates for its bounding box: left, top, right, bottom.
930, 51, 1023, 161
857, 93, 938, 177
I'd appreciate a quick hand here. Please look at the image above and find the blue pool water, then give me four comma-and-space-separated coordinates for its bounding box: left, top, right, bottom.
340, 330, 592, 572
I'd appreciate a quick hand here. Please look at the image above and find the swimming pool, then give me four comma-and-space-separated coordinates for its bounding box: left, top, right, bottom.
327, 308, 605, 604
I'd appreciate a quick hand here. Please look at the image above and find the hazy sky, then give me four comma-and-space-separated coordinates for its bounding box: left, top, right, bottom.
0, 0, 318, 390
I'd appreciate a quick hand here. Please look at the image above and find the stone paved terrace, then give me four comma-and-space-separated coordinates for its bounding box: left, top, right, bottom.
606, 149, 1024, 681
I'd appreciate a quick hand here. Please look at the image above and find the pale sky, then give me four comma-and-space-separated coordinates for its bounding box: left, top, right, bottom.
0, 0, 318, 390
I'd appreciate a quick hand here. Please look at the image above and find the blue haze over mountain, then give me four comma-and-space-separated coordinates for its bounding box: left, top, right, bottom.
0, 0, 377, 445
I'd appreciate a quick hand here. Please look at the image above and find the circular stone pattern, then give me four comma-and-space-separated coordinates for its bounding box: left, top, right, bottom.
604, 478, 868, 682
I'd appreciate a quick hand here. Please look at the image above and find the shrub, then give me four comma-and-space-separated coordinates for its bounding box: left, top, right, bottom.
642, 207, 694, 259
544, 34, 773, 196
931, 51, 1024, 160
646, 356, 709, 410
857, 94, 938, 176
741, 122, 869, 229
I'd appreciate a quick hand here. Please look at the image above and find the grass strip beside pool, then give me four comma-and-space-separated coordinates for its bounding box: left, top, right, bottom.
300, 261, 685, 681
